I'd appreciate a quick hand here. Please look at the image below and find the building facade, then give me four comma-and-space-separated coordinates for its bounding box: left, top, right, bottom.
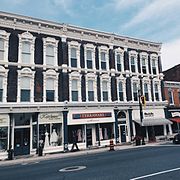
0, 11, 172, 159
163, 65, 180, 134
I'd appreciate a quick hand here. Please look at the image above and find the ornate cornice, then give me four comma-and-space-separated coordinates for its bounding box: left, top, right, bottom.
0, 11, 161, 53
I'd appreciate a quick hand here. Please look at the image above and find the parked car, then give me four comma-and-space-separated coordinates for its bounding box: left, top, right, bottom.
173, 133, 180, 144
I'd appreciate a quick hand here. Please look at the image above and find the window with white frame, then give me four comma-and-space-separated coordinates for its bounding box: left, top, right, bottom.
84, 44, 95, 70
71, 48, 77, 68
21, 41, 31, 64
133, 82, 138, 101
99, 47, 109, 71
68, 41, 80, 69
87, 80, 94, 101
43, 37, 58, 66
86, 50, 93, 69
142, 58, 147, 74
18, 32, 35, 64
20, 76, 31, 102
0, 76, 3, 102
0, 39, 4, 61
18, 68, 34, 103
144, 83, 149, 101
0, 30, 10, 62
102, 81, 109, 101
101, 52, 107, 70
46, 78, 55, 101
71, 79, 78, 101
115, 48, 124, 72
0, 66, 8, 102
130, 56, 136, 73
154, 84, 159, 101
118, 81, 123, 101
152, 59, 157, 75
43, 70, 58, 102
168, 89, 174, 105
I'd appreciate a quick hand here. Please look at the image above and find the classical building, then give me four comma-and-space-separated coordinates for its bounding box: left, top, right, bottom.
163, 65, 180, 133
0, 11, 172, 160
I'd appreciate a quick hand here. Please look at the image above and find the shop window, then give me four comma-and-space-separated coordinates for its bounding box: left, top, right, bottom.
46, 78, 55, 101
133, 82, 138, 101
0, 38, 4, 61
99, 123, 113, 140
0, 127, 8, 151
88, 80, 94, 101
144, 83, 149, 101
118, 81, 124, 101
32, 125, 37, 149
68, 125, 85, 144
102, 81, 108, 101
86, 50, 93, 69
20, 77, 31, 102
14, 113, 31, 126
39, 123, 62, 147
71, 79, 78, 101
100, 52, 107, 70
118, 111, 126, 119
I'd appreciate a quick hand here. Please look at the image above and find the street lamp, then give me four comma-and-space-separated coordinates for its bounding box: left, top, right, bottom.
138, 88, 145, 145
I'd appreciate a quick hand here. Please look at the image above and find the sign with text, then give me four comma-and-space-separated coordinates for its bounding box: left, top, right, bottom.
39, 113, 62, 124
0, 114, 9, 127
73, 112, 112, 119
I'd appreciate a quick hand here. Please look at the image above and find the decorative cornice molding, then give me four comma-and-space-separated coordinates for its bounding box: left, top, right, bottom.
0, 11, 161, 53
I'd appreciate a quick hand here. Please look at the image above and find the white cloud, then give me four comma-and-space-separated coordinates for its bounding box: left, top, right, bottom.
123, 0, 180, 29
161, 38, 180, 71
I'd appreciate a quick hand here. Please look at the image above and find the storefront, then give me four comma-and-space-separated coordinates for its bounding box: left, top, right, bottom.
169, 111, 180, 133
0, 114, 9, 160
133, 108, 172, 141
68, 109, 115, 149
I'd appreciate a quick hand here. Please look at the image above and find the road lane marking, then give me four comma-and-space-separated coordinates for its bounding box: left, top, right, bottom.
130, 167, 180, 180
59, 166, 86, 172
21, 161, 39, 166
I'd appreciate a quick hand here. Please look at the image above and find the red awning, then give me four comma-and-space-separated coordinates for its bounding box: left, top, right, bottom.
170, 117, 180, 123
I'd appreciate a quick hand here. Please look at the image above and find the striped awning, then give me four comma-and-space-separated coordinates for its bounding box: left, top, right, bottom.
134, 118, 172, 126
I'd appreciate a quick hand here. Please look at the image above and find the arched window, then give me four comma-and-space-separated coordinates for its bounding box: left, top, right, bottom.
0, 76, 3, 102
118, 111, 126, 119
118, 81, 123, 101
20, 76, 31, 102
21, 41, 31, 64
102, 81, 108, 101
88, 80, 94, 101
71, 79, 78, 101
46, 45, 55, 66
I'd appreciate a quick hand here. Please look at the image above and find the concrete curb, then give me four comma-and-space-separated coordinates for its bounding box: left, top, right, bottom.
0, 141, 168, 167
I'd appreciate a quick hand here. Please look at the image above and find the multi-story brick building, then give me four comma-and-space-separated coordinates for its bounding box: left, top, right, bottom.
163, 65, 180, 133
0, 11, 172, 159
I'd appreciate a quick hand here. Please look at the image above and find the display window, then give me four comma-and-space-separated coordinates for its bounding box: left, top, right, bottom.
38, 123, 62, 148
68, 125, 85, 144
0, 127, 8, 152
98, 123, 113, 141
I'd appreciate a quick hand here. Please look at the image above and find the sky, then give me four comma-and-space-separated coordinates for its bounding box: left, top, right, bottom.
0, 0, 180, 71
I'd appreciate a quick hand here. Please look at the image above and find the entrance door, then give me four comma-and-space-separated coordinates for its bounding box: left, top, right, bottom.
119, 125, 126, 143
14, 128, 30, 156
86, 128, 92, 147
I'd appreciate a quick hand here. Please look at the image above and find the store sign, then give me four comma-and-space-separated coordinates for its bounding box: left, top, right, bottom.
0, 114, 9, 127
39, 113, 62, 124
171, 112, 180, 117
73, 112, 112, 119
144, 112, 154, 118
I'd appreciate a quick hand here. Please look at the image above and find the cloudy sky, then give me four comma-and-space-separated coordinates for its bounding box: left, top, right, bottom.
1, 0, 180, 71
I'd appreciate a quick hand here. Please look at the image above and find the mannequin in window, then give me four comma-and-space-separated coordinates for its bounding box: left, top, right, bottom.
50, 129, 58, 146
44, 132, 50, 148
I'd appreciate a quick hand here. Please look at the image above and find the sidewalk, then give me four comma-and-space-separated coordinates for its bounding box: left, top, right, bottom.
0, 141, 168, 167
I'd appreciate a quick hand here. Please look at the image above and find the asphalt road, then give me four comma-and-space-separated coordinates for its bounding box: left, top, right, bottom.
1, 144, 180, 180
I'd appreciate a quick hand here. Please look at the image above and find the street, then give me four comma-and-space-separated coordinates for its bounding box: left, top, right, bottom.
0, 144, 180, 180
